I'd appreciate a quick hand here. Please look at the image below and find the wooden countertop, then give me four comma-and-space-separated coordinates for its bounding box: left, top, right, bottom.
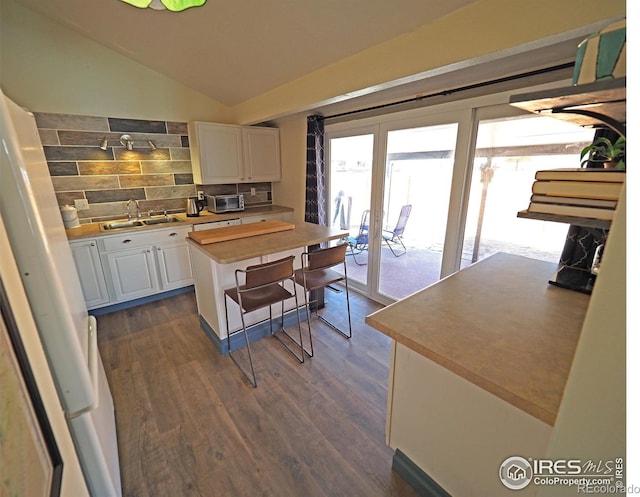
188, 220, 295, 245
186, 222, 348, 264
365, 253, 590, 425
65, 204, 293, 241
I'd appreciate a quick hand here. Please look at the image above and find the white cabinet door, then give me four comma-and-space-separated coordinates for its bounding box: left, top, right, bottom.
105, 247, 159, 302
189, 122, 243, 184
69, 239, 110, 309
156, 243, 193, 290
242, 127, 281, 182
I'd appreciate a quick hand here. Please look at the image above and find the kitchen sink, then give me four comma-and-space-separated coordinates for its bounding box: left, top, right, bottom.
143, 216, 183, 225
99, 220, 145, 231
99, 216, 183, 231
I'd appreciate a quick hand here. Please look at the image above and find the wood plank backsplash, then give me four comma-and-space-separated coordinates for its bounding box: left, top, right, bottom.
34, 113, 273, 224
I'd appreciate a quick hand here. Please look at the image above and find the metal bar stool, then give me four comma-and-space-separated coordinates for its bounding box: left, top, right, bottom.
294, 243, 353, 353
223, 255, 306, 387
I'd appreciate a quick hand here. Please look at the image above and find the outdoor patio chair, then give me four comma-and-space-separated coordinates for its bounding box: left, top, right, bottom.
382, 205, 412, 257
346, 209, 369, 265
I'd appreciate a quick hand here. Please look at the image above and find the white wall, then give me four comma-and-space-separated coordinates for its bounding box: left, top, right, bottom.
0, 0, 231, 123
272, 116, 308, 222
537, 185, 627, 496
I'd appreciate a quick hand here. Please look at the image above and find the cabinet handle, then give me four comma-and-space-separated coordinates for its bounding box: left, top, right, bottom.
169, 232, 178, 237
123, 239, 132, 244
90, 242, 96, 247
146, 249, 151, 253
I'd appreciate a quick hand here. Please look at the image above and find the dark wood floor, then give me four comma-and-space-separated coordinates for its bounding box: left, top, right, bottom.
97, 288, 419, 497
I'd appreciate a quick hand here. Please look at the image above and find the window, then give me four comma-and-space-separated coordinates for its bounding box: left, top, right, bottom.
326, 83, 596, 303
462, 115, 594, 267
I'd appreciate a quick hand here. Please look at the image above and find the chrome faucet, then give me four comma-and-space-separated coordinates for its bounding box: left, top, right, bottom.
126, 199, 142, 219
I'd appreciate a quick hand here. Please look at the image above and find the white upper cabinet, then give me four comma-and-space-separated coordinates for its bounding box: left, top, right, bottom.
189, 122, 243, 184
189, 122, 281, 184
242, 126, 281, 182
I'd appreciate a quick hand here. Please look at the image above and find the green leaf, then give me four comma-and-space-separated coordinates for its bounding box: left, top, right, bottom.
119, 0, 152, 7
159, 0, 207, 10
118, 0, 207, 10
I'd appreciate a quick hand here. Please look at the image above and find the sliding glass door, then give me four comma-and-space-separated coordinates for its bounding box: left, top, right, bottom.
377, 123, 458, 299
327, 115, 464, 303
327, 129, 375, 291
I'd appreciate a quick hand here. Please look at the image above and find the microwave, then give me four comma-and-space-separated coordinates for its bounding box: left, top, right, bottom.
206, 194, 245, 213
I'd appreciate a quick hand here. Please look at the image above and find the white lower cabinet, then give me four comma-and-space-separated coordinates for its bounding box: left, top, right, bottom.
69, 239, 110, 309
69, 225, 193, 309
155, 241, 193, 290
105, 246, 159, 302
100, 226, 193, 304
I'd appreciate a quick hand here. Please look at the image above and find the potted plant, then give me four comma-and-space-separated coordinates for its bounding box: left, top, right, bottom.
580, 135, 626, 169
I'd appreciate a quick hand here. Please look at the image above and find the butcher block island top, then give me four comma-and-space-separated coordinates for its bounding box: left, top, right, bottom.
365, 253, 590, 425
186, 222, 348, 264
188, 220, 295, 245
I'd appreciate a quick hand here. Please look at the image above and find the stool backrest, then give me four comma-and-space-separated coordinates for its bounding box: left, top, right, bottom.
306, 244, 347, 271
243, 255, 295, 289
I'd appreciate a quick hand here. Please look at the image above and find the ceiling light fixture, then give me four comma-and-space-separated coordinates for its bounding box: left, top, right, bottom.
120, 134, 134, 151
147, 140, 157, 151
99, 136, 109, 150
118, 0, 206, 11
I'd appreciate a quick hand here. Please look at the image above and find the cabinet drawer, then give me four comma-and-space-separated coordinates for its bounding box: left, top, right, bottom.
100, 226, 191, 251
151, 226, 191, 244
241, 213, 283, 224
193, 219, 241, 231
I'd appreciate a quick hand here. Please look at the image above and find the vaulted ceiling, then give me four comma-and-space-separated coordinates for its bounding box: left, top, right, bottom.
14, 0, 479, 106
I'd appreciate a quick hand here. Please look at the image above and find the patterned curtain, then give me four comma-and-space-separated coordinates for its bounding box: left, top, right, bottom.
559, 128, 618, 269
305, 115, 327, 225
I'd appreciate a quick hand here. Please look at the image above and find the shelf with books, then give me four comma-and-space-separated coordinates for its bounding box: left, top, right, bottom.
518, 167, 623, 229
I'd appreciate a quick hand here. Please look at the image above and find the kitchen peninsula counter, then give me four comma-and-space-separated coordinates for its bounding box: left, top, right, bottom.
365, 252, 590, 496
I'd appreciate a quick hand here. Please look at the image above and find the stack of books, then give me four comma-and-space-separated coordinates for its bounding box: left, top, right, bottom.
526, 168, 625, 221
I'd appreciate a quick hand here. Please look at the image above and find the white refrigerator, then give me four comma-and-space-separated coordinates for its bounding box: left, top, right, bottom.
0, 89, 122, 496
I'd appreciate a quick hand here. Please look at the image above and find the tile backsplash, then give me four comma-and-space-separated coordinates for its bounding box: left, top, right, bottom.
34, 112, 272, 224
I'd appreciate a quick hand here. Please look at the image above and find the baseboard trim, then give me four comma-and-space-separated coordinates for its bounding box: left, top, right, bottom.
199, 307, 308, 355
88, 286, 194, 316
392, 449, 451, 497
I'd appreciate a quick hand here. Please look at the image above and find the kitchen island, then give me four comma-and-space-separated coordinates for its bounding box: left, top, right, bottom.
365, 253, 589, 496
186, 222, 347, 353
